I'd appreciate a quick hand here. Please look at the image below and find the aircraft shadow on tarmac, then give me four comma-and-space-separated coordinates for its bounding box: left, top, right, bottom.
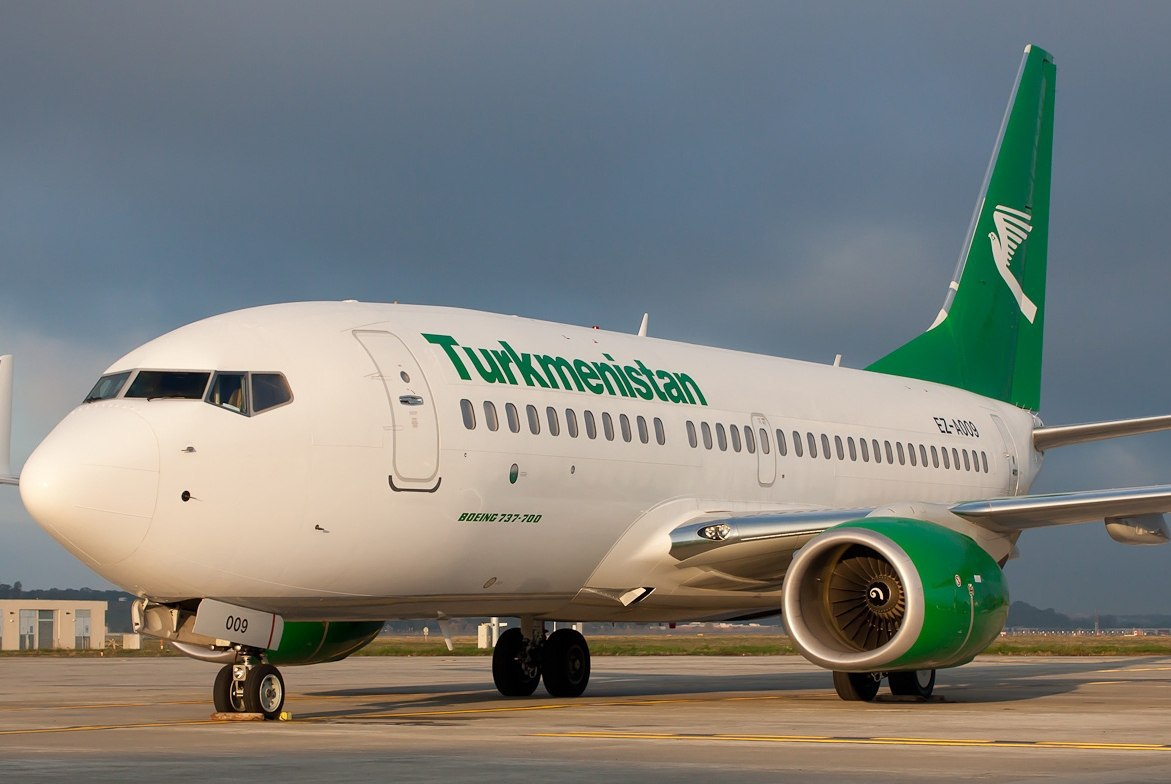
299, 656, 1168, 718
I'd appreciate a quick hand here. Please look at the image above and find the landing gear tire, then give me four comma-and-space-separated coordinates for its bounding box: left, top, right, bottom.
244, 663, 286, 720
888, 669, 936, 699
213, 664, 246, 713
492, 628, 540, 697
832, 671, 881, 702
541, 628, 591, 698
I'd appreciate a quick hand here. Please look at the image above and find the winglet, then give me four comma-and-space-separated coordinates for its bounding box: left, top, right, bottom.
0, 355, 15, 485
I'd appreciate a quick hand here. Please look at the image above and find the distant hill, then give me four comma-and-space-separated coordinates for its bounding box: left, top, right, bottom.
1007, 601, 1171, 630
2, 585, 1167, 637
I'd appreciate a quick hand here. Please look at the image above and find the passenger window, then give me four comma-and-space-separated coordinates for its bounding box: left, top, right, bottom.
860, 437, 870, 462
963, 449, 971, 471
602, 412, 615, 441
716, 423, 728, 451
981, 451, 989, 473
619, 414, 632, 443
792, 431, 803, 458
919, 444, 929, 467
907, 443, 917, 467
251, 373, 292, 412
931, 445, 940, 468
687, 421, 698, 448
821, 434, 831, 460
952, 448, 961, 470
872, 439, 882, 464
637, 416, 650, 444
745, 426, 756, 454
847, 437, 857, 461
807, 432, 817, 459
547, 406, 560, 437
896, 442, 905, 465
776, 429, 788, 457
584, 410, 597, 439
484, 401, 500, 432
208, 372, 248, 414
730, 425, 741, 452
565, 408, 579, 438
834, 435, 844, 461
527, 404, 541, 434
758, 428, 769, 455
941, 447, 951, 469
506, 403, 520, 433
460, 399, 476, 430
85, 371, 131, 403
702, 422, 713, 449
654, 418, 666, 445
884, 441, 894, 464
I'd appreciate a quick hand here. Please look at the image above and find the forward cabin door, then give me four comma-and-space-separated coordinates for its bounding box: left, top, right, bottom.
354, 330, 441, 491
753, 413, 777, 486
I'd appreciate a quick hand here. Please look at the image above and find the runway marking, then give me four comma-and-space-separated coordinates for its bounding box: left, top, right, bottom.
533, 730, 1171, 752
336, 693, 793, 721
0, 719, 221, 736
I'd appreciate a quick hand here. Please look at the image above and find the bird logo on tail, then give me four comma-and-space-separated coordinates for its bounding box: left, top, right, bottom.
988, 205, 1038, 323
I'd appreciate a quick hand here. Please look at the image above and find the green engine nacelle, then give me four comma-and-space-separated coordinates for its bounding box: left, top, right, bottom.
265, 620, 383, 666
781, 518, 1009, 672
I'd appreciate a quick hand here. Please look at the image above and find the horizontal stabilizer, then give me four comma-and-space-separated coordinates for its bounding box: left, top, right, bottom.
1033, 414, 1171, 451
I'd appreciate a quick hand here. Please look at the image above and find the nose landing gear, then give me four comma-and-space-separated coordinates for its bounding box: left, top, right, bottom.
212, 656, 286, 720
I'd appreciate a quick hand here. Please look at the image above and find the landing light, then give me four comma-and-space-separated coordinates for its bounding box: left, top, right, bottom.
700, 524, 732, 541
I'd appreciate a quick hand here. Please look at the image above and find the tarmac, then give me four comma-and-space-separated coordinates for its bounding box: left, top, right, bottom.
3, 653, 1171, 782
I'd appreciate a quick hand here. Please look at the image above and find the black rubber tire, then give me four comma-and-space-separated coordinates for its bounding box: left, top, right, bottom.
888, 669, 936, 699
213, 664, 246, 713
832, 671, 881, 702
541, 629, 591, 698
244, 663, 285, 720
492, 628, 540, 697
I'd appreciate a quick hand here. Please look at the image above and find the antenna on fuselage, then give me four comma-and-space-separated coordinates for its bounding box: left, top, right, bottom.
637, 313, 649, 337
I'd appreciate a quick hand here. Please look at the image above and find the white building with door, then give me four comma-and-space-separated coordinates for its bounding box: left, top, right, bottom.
0, 600, 107, 651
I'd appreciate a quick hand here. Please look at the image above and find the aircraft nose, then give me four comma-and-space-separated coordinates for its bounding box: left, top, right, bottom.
21, 405, 160, 567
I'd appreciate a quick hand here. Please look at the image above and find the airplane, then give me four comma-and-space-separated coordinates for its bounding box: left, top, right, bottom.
4, 43, 1171, 719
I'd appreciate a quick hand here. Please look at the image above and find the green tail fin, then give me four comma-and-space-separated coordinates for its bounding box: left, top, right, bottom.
866, 44, 1056, 412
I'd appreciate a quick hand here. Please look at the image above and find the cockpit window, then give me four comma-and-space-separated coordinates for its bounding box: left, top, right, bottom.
84, 367, 291, 415
251, 373, 293, 412
207, 372, 248, 414
125, 371, 211, 400
84, 372, 131, 403
206, 371, 292, 416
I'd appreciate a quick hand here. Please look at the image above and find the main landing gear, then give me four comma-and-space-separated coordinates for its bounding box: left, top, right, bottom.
212, 656, 286, 720
492, 620, 591, 698
832, 669, 936, 702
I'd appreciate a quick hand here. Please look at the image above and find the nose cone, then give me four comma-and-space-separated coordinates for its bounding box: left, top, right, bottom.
21, 405, 160, 568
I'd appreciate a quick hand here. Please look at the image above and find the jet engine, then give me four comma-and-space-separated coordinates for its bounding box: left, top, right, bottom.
266, 620, 384, 665
781, 518, 1009, 672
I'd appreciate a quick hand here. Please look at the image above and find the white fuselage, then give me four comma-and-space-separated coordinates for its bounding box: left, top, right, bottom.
19, 302, 1039, 622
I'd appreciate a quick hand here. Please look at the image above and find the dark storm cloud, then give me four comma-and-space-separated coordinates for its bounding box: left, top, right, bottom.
2, 1, 1171, 612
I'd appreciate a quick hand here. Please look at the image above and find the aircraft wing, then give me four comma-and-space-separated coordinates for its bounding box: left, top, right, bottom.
667, 486, 1171, 585
951, 484, 1171, 539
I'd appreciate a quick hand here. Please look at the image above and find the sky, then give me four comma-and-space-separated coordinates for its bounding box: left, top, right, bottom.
2, 1, 1171, 615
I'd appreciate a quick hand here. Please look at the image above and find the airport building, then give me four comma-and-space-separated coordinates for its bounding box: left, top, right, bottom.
0, 600, 107, 651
